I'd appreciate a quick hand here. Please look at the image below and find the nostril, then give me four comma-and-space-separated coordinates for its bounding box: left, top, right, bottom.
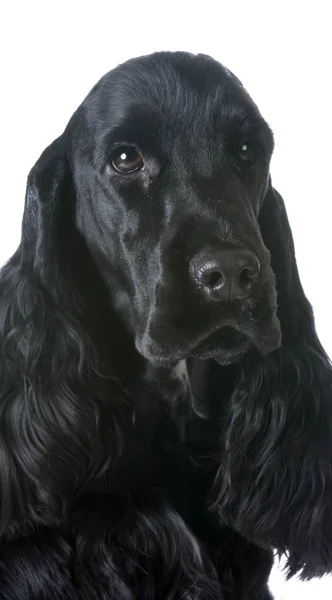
202, 269, 223, 288
242, 256, 260, 277
239, 268, 254, 292
239, 258, 260, 291
241, 265, 256, 280
243, 266, 255, 279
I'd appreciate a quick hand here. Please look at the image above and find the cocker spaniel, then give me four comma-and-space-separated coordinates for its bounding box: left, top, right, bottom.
0, 51, 331, 600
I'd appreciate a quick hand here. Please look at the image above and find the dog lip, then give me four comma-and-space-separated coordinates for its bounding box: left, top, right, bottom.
137, 309, 282, 365
192, 326, 248, 354
138, 325, 252, 366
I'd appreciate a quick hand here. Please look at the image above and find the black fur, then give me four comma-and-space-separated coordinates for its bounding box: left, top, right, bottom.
0, 51, 331, 599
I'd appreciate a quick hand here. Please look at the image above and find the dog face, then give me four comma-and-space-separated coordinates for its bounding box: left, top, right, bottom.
65, 52, 280, 366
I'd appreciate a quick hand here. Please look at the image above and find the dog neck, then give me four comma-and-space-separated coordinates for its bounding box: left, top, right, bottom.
129, 359, 194, 429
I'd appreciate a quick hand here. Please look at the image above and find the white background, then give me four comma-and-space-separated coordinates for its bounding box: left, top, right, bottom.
1, 2, 331, 598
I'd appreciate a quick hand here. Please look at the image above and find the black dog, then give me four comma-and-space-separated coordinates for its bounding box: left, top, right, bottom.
0, 51, 331, 600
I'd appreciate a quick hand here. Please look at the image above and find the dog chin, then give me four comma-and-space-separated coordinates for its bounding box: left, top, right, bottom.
192, 342, 252, 366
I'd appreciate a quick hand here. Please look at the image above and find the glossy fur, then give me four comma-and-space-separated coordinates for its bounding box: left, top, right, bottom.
0, 51, 331, 599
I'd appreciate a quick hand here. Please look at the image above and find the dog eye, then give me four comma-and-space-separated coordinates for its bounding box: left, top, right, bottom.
111, 146, 144, 173
238, 141, 257, 164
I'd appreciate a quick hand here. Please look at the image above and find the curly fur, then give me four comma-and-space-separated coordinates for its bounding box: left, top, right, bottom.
0, 218, 126, 539
0, 51, 331, 599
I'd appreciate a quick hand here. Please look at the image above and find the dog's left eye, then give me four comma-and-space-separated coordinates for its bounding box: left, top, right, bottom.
238, 141, 257, 164
111, 146, 144, 173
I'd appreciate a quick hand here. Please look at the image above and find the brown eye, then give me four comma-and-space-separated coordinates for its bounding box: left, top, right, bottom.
111, 146, 144, 173
238, 140, 257, 164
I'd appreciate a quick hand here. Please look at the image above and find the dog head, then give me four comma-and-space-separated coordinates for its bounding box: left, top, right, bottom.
49, 51, 280, 367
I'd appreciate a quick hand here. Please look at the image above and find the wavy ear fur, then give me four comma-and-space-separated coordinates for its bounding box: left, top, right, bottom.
0, 137, 125, 540
214, 183, 332, 579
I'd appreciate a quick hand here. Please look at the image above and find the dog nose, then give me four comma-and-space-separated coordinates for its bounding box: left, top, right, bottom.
189, 249, 260, 301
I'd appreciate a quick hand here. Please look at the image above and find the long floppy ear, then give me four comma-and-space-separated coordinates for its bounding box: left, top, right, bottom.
0, 137, 124, 540
213, 182, 332, 579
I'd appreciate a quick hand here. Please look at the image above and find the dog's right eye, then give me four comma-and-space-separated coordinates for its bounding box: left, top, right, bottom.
111, 146, 144, 173
238, 140, 257, 164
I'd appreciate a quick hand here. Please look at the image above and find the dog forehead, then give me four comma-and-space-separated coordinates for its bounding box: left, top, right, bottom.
86, 52, 254, 132
108, 51, 236, 97
76, 53, 265, 175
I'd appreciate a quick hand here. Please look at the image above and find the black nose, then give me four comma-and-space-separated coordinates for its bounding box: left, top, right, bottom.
189, 249, 260, 301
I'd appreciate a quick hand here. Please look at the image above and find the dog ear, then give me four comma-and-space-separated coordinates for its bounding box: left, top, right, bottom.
20, 136, 69, 276
213, 182, 332, 579
0, 137, 124, 540
258, 182, 315, 341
